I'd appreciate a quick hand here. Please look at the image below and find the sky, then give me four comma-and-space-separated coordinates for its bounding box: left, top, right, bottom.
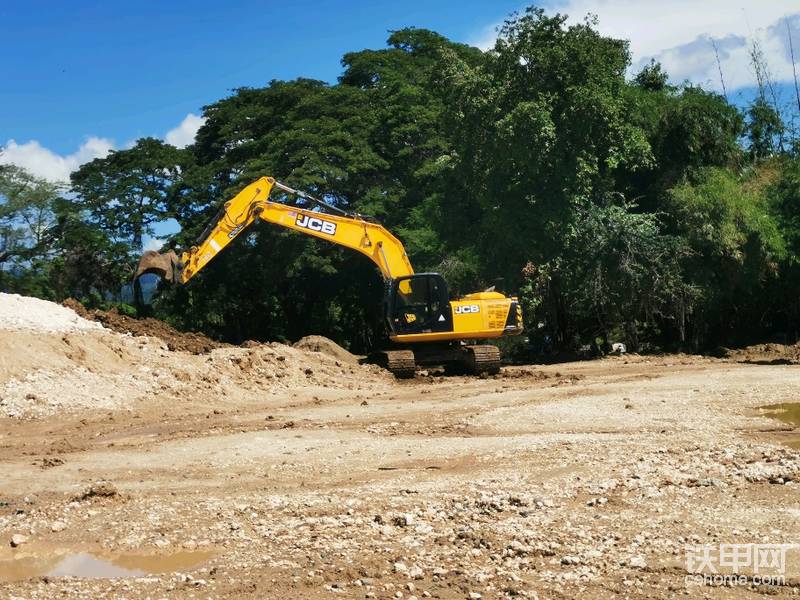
2, 0, 800, 185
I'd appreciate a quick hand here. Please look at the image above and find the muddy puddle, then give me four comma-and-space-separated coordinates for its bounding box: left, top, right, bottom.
0, 548, 214, 583
758, 403, 800, 449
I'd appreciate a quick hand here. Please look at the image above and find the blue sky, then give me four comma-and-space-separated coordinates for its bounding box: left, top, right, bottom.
2, 0, 799, 184
1, 1, 522, 156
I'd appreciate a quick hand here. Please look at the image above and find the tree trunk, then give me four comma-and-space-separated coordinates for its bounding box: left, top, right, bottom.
625, 320, 639, 353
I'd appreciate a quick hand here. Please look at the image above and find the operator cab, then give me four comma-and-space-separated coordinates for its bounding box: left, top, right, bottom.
387, 273, 453, 335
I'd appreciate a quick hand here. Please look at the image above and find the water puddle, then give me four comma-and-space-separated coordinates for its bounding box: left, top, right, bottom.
0, 548, 214, 583
758, 403, 800, 449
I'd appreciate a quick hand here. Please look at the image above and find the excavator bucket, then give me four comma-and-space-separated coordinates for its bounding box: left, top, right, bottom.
134, 250, 183, 284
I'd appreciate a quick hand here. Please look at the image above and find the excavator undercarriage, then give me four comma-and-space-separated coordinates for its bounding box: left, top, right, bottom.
371, 343, 502, 379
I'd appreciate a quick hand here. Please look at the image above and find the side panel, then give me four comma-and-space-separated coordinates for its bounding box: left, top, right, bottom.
390, 297, 520, 343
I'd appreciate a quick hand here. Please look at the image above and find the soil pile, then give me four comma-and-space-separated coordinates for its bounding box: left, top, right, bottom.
293, 335, 358, 364
1, 295, 389, 418
63, 299, 223, 354
0, 293, 103, 333
716, 341, 800, 365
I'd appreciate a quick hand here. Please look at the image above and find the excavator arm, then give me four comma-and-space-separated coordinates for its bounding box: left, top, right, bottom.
136, 177, 414, 283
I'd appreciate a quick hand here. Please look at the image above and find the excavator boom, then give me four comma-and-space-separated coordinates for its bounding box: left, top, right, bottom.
136, 177, 413, 284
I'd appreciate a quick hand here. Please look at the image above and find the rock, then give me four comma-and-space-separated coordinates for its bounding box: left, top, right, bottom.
50, 521, 66, 532
394, 561, 408, 574
586, 497, 608, 506
469, 593, 482, 600
10, 534, 28, 547
561, 555, 581, 565
408, 565, 424, 579
79, 481, 118, 500
628, 555, 647, 569
392, 513, 414, 527
696, 478, 721, 487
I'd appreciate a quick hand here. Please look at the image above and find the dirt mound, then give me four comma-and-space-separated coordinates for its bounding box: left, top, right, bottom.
1, 295, 390, 418
63, 299, 223, 354
0, 293, 102, 333
293, 335, 358, 364
716, 341, 800, 365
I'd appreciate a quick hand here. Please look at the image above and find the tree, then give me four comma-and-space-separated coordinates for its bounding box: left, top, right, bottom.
71, 138, 185, 250
71, 138, 186, 307
633, 59, 669, 92
436, 8, 653, 286
523, 201, 691, 351
668, 167, 786, 344
746, 97, 785, 160
46, 197, 132, 304
0, 165, 61, 265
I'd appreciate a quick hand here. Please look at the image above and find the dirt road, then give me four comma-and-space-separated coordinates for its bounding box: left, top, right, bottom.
1, 296, 799, 598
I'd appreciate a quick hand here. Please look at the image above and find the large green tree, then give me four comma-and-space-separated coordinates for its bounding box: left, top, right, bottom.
71, 138, 185, 250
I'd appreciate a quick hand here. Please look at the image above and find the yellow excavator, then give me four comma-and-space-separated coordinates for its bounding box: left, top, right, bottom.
136, 177, 523, 377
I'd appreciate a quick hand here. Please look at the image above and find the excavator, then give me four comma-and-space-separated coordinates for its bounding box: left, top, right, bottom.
135, 177, 523, 377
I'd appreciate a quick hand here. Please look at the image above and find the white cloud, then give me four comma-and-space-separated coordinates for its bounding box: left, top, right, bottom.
142, 237, 164, 252
165, 113, 206, 148
0, 137, 113, 182
1, 111, 206, 183
473, 1, 800, 92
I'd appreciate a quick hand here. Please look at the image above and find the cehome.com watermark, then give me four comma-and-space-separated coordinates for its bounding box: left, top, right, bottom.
685, 543, 798, 587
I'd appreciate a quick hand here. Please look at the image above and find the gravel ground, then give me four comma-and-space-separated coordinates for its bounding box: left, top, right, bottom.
0, 297, 799, 599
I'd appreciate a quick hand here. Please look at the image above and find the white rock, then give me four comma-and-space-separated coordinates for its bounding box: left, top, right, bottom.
408, 565, 424, 579
628, 555, 647, 569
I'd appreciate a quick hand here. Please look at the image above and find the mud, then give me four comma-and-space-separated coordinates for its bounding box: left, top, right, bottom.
0, 548, 215, 582
63, 299, 225, 354
758, 403, 800, 449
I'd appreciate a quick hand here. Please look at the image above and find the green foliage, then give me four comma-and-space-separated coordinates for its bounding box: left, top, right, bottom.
633, 60, 669, 92
0, 165, 61, 264
71, 138, 185, 249
746, 98, 785, 160
668, 167, 786, 343
436, 8, 653, 284
522, 202, 691, 350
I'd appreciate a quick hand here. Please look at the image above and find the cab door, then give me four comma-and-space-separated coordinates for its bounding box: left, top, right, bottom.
386, 274, 453, 335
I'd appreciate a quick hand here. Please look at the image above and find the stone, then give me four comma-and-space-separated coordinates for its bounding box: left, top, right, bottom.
50, 521, 66, 532
10, 534, 28, 547
628, 555, 647, 569
408, 565, 424, 579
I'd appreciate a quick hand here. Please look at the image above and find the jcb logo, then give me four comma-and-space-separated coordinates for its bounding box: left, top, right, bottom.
296, 214, 337, 236
454, 305, 480, 314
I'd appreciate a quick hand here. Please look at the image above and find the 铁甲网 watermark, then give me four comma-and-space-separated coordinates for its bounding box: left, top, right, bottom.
685, 543, 797, 586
